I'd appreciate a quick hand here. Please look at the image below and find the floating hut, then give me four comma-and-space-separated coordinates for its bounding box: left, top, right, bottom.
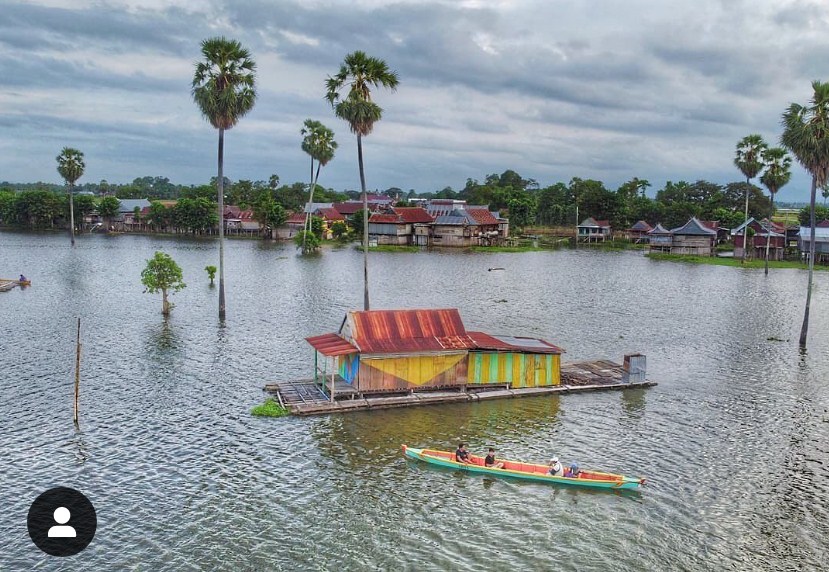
305, 309, 563, 398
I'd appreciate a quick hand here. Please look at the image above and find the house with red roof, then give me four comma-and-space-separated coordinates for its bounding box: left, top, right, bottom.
368, 207, 433, 245
577, 217, 612, 243
305, 308, 563, 396
731, 218, 786, 259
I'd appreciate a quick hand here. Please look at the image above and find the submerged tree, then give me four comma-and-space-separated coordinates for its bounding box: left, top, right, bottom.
781, 80, 829, 347
192, 36, 257, 320
56, 147, 85, 246
734, 135, 768, 262
300, 119, 337, 252
325, 51, 399, 310
141, 251, 186, 315
759, 147, 792, 275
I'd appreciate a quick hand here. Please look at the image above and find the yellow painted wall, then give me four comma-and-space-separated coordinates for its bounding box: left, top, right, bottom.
359, 353, 467, 391
468, 352, 560, 387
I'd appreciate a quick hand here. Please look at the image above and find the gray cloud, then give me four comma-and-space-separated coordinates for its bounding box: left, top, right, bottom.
0, 0, 824, 199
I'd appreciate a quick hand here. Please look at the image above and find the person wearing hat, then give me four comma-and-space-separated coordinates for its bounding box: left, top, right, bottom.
565, 462, 581, 478
548, 456, 564, 476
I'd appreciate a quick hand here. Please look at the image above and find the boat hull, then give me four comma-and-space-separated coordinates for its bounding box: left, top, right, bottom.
402, 445, 644, 490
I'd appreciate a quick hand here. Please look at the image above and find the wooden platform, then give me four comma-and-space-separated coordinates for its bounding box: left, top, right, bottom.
264, 359, 656, 416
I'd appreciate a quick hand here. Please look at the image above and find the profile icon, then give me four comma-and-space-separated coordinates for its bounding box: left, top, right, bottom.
48, 507, 76, 538
28, 487, 96, 556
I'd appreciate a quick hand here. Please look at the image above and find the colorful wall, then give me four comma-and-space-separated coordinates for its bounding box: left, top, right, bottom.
352, 353, 468, 392
468, 352, 560, 387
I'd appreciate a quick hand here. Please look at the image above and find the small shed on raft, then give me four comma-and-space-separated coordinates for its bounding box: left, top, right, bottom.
305, 309, 564, 397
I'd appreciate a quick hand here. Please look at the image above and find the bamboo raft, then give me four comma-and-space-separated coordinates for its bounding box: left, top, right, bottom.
264, 358, 656, 416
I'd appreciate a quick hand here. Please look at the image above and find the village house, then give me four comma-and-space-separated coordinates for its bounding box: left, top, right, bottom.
305, 308, 562, 397
626, 220, 653, 243
367, 207, 433, 245
798, 220, 829, 263
731, 218, 786, 260
115, 199, 152, 231
577, 217, 612, 243
647, 223, 672, 252
669, 217, 718, 256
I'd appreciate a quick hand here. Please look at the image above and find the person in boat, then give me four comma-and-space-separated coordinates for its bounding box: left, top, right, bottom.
19, 274, 26, 282
455, 443, 473, 464
548, 456, 564, 476
564, 463, 581, 478
484, 448, 504, 469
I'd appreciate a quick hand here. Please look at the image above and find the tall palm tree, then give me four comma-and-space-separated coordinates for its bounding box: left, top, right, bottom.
192, 37, 257, 320
734, 134, 768, 262
781, 80, 829, 347
300, 119, 337, 251
56, 147, 85, 247
759, 147, 792, 275
325, 51, 399, 310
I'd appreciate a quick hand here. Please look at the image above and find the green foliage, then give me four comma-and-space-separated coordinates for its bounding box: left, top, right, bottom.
141, 251, 186, 315
251, 398, 289, 418
325, 51, 399, 136
56, 147, 85, 186
294, 230, 320, 252
192, 37, 257, 131
97, 196, 121, 222
310, 215, 324, 239
301, 119, 337, 168
149, 201, 171, 230
734, 135, 768, 182
349, 208, 366, 233
205, 265, 217, 285
252, 194, 287, 232
647, 253, 827, 271
73, 194, 97, 219
331, 220, 348, 238
799, 205, 829, 225
507, 196, 536, 230
173, 197, 218, 233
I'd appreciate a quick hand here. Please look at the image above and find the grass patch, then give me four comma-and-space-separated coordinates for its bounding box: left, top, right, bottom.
469, 244, 547, 252
251, 398, 290, 418
364, 244, 421, 252
646, 253, 826, 270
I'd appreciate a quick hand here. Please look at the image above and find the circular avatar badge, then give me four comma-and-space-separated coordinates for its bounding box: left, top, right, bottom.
27, 487, 97, 557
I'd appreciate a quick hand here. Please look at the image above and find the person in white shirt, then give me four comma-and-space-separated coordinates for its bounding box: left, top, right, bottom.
548, 456, 564, 476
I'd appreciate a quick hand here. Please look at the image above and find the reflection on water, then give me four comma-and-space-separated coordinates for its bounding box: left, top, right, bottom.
1, 232, 828, 571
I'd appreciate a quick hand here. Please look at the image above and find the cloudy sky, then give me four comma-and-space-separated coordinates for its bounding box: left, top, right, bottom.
1, 0, 827, 200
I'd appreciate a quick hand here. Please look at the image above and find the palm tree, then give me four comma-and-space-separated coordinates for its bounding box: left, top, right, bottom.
821, 182, 829, 206
734, 134, 768, 262
192, 37, 257, 320
300, 119, 337, 252
56, 147, 85, 246
325, 51, 399, 310
759, 147, 792, 275
781, 80, 829, 347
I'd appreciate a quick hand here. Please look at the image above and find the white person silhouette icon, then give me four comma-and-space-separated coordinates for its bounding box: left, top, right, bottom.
48, 507, 76, 538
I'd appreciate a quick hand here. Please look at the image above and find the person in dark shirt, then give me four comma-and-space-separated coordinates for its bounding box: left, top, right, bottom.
484, 447, 504, 469
455, 443, 473, 464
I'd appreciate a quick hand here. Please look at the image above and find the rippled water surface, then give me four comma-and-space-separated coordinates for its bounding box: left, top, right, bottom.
1, 231, 828, 571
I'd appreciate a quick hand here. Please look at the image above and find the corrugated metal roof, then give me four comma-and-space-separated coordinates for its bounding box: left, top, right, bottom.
286, 213, 306, 225
306, 333, 359, 356
671, 217, 717, 236
349, 309, 476, 353
434, 215, 469, 225
316, 207, 345, 221
648, 223, 672, 234
467, 331, 563, 354
369, 213, 398, 224
393, 207, 433, 223
629, 220, 653, 232
465, 207, 500, 225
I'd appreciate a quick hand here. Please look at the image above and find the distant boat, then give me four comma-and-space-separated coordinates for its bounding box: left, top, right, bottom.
401, 445, 645, 490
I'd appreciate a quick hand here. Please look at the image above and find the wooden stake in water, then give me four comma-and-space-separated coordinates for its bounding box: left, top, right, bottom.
74, 318, 81, 426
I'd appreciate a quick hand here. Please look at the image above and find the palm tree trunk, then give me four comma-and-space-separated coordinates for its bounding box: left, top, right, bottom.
69, 184, 75, 246
304, 156, 314, 249
358, 133, 369, 311
764, 194, 774, 276
218, 127, 226, 320
799, 176, 817, 347
742, 177, 749, 263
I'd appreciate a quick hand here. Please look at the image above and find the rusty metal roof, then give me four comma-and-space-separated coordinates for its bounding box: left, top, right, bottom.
306, 333, 359, 357
349, 309, 476, 353
467, 331, 563, 354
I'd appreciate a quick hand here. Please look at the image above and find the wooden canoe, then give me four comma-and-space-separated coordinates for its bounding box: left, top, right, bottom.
401, 445, 645, 490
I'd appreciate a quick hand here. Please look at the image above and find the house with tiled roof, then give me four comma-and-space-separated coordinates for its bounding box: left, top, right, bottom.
577, 217, 612, 242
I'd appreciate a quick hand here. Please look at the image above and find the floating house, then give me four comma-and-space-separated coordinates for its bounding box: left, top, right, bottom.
669, 217, 717, 256
647, 223, 672, 252
305, 309, 563, 399
368, 207, 434, 245
577, 218, 612, 243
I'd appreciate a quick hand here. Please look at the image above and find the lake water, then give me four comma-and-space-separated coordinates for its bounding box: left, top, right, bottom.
1, 231, 828, 571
